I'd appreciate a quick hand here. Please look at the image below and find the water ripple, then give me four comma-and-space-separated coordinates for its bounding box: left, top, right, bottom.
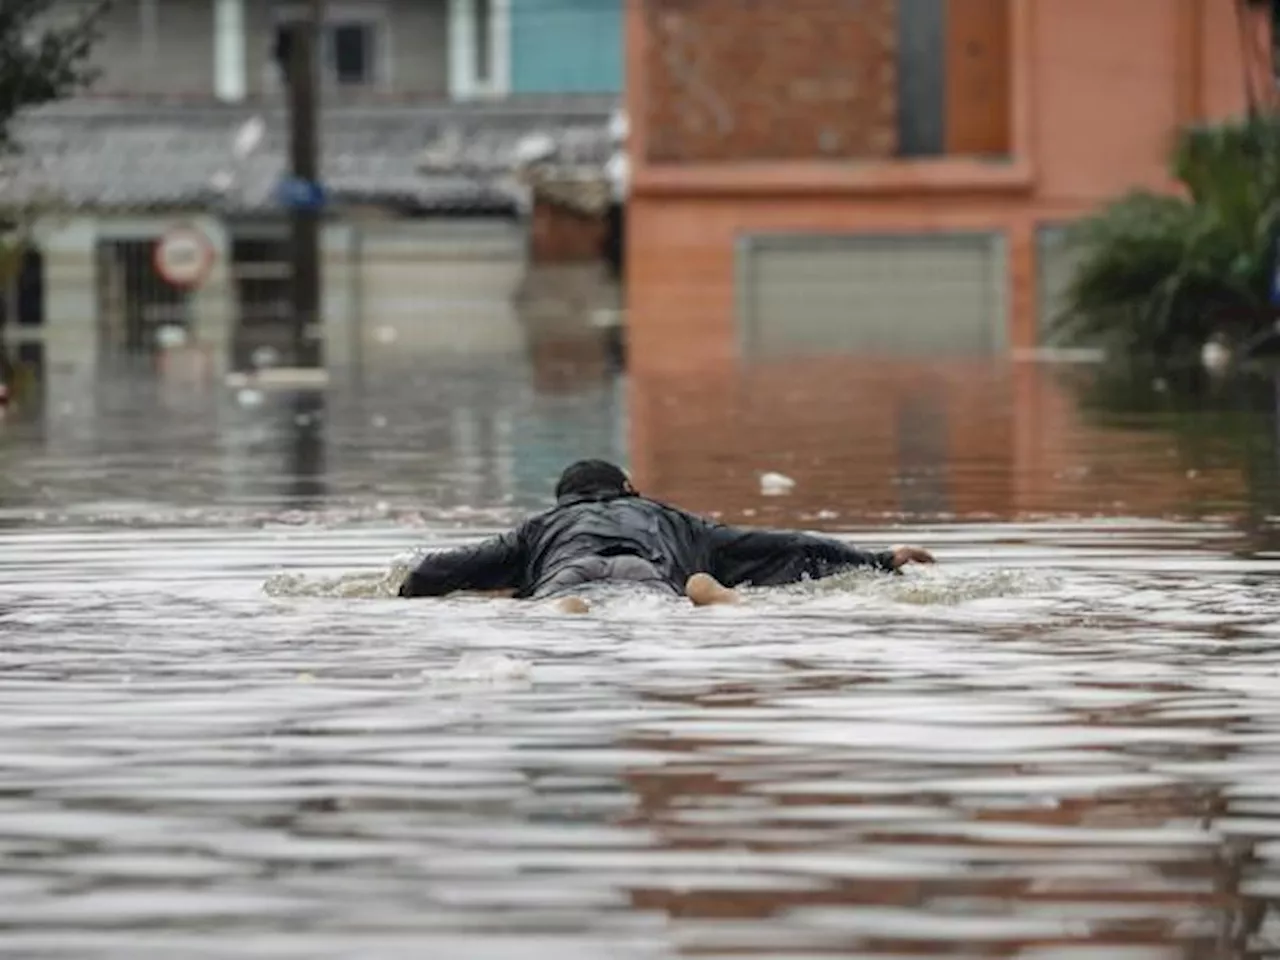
0, 518, 1277, 958
3, 357, 1280, 957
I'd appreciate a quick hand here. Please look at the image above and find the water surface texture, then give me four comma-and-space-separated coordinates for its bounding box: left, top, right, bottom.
2, 352, 1280, 959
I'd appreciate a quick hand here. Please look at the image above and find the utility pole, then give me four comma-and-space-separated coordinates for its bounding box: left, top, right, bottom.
284, 0, 324, 367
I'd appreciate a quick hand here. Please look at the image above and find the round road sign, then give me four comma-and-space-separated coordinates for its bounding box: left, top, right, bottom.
154, 225, 215, 290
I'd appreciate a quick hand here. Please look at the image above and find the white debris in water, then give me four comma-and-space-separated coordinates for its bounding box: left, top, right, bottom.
428, 653, 532, 684
371, 415, 388, 428
759, 471, 796, 496
374, 326, 399, 345
237, 388, 264, 408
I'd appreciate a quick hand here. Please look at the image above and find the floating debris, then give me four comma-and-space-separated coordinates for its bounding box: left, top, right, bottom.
759, 471, 796, 496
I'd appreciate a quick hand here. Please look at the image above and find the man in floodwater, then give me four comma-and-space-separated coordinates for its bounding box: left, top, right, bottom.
398, 459, 935, 612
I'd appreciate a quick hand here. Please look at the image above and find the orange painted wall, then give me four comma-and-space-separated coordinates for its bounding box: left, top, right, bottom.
624, 0, 1268, 376
1030, 0, 1182, 204
627, 198, 1054, 374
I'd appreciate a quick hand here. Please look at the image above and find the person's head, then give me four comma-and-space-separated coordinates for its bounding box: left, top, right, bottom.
554, 459, 637, 501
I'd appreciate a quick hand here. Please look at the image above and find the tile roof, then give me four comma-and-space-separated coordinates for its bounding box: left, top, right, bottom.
0, 98, 618, 215
412, 108, 624, 217
417, 121, 618, 177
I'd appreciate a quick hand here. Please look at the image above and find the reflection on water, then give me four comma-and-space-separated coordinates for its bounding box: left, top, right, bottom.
7, 350, 1280, 542
2, 342, 1280, 957
630, 359, 1280, 546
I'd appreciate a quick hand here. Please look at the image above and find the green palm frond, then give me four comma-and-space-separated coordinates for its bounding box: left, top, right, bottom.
1053, 116, 1280, 358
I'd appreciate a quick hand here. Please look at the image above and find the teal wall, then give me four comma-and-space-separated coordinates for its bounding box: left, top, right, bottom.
510, 0, 622, 94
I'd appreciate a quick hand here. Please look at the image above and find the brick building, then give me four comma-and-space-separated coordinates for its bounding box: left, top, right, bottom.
624, 0, 1272, 374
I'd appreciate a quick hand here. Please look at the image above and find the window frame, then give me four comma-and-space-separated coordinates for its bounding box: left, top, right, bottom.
271, 2, 392, 93
448, 0, 510, 99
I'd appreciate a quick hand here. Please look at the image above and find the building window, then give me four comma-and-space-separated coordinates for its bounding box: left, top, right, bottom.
449, 0, 508, 98
272, 8, 384, 90
898, 0, 1010, 158
330, 21, 375, 85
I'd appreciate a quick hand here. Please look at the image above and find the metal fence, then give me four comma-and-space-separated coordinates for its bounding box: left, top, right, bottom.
95, 239, 193, 352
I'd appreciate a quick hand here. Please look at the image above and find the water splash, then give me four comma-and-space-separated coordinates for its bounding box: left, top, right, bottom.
3, 520, 1275, 959
771, 566, 1063, 607
262, 552, 1061, 611
875, 567, 1064, 606
263, 554, 417, 599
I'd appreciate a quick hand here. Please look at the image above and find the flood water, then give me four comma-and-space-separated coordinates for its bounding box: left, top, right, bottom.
2, 347, 1280, 959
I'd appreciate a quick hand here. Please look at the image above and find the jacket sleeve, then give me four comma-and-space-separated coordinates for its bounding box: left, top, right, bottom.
703, 523, 895, 588
398, 530, 524, 598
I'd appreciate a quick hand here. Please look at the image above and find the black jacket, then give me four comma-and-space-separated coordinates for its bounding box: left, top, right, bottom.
398, 492, 896, 599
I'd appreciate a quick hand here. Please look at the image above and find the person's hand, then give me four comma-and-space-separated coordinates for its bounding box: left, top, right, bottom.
889, 545, 935, 570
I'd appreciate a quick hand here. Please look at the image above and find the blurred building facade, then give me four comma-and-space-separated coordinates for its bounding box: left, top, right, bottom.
623, 0, 1272, 374
80, 0, 623, 103
0, 0, 625, 378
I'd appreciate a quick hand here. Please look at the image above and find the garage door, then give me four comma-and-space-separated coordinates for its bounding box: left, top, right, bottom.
358, 220, 526, 354
737, 232, 1006, 358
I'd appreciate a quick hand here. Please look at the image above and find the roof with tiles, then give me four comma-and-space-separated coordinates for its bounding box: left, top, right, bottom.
0, 98, 618, 216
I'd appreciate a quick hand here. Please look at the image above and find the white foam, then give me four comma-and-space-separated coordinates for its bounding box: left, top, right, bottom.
428, 652, 533, 684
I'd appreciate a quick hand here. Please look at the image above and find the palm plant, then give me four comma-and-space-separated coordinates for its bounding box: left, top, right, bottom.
1049, 117, 1280, 358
